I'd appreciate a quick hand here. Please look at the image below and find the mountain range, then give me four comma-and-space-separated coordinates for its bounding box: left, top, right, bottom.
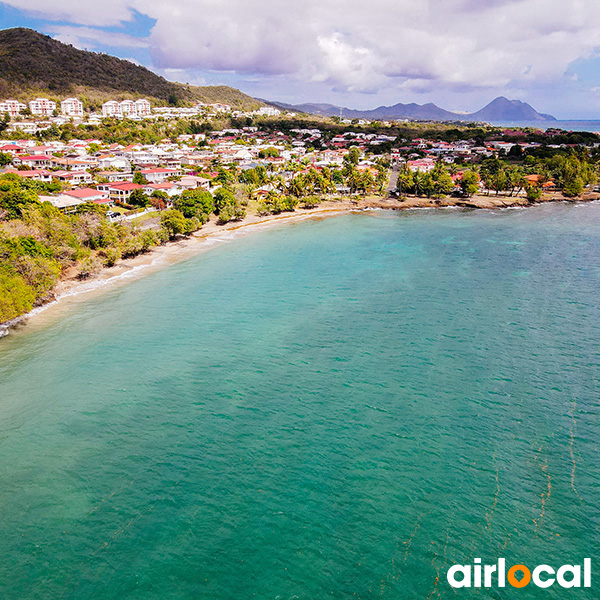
268, 96, 557, 123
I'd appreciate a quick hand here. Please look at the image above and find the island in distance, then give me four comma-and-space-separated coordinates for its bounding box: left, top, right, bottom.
267, 96, 557, 123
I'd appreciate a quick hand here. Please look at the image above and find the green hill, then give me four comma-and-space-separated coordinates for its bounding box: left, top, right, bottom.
0, 27, 263, 111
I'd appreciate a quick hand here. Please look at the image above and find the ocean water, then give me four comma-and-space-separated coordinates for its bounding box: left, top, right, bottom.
491, 120, 600, 132
0, 204, 599, 599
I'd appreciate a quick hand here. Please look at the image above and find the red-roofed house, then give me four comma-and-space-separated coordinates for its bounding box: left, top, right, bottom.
0, 144, 27, 156
13, 155, 52, 169
63, 188, 110, 203
4, 169, 53, 182
99, 182, 144, 202
52, 170, 93, 185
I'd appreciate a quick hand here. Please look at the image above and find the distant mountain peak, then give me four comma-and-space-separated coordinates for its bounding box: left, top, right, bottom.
267, 95, 556, 123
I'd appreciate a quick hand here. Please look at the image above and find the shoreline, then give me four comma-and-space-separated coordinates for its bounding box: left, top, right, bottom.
2, 192, 598, 337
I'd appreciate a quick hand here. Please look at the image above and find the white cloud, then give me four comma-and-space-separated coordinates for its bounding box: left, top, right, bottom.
3, 0, 136, 26
9, 0, 600, 95
48, 25, 148, 50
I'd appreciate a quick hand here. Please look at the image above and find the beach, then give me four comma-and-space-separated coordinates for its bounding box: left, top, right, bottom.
3, 191, 599, 336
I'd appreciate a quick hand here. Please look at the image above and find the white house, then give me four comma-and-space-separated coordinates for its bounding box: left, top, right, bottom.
0, 99, 27, 117
29, 98, 57, 117
134, 99, 151, 116
97, 156, 131, 170
102, 101, 121, 118
61, 98, 84, 117
102, 99, 152, 118
139, 167, 182, 183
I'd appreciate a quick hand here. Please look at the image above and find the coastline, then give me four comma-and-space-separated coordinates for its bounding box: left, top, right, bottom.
2, 192, 598, 337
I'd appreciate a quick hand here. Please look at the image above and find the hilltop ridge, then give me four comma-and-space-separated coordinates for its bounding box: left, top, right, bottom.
0, 27, 263, 110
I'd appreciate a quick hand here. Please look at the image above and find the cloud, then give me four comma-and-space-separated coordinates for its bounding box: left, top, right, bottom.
48, 25, 148, 50
2, 0, 136, 26
8, 0, 600, 95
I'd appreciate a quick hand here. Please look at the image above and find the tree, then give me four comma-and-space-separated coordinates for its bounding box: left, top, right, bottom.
345, 147, 360, 165
218, 199, 246, 223
0, 152, 12, 167
133, 171, 148, 185
525, 183, 541, 202
129, 189, 149, 207
258, 147, 280, 158
160, 209, 187, 239
213, 187, 236, 215
174, 189, 214, 220
0, 188, 40, 219
396, 167, 414, 196
150, 190, 169, 210
434, 172, 454, 197
460, 170, 479, 197
563, 176, 584, 197
0, 269, 36, 322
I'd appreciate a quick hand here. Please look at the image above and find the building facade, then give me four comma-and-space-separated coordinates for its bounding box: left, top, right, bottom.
101, 99, 152, 118
61, 98, 84, 117
0, 100, 27, 117
29, 98, 57, 117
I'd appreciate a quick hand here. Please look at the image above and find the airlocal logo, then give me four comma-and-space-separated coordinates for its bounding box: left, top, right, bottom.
447, 558, 591, 589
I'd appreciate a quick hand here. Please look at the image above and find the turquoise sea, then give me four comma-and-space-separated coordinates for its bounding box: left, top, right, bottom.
0, 204, 599, 599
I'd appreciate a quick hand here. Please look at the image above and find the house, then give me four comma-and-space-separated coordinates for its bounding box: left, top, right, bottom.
101, 99, 152, 118
134, 99, 151, 116
29, 98, 57, 117
63, 188, 110, 204
0, 144, 28, 156
178, 175, 211, 191
0, 99, 27, 117
102, 101, 121, 118
144, 182, 177, 196
101, 182, 144, 202
120, 100, 135, 117
407, 158, 436, 173
97, 156, 131, 170
14, 155, 53, 169
139, 167, 182, 183
3, 168, 53, 182
39, 194, 84, 213
96, 171, 134, 183
52, 157, 98, 170
61, 98, 84, 117
52, 170, 93, 185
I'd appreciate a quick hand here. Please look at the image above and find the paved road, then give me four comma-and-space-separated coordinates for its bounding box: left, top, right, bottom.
386, 164, 400, 195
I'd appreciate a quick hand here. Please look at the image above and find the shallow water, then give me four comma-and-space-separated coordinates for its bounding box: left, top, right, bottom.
1, 204, 599, 599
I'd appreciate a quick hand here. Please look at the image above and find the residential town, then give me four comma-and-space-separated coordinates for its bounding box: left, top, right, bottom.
1, 95, 599, 220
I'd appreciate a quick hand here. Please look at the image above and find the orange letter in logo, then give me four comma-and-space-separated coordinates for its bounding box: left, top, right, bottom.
508, 565, 531, 588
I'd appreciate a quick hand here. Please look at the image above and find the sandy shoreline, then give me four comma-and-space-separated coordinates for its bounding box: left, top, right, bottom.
2, 192, 598, 337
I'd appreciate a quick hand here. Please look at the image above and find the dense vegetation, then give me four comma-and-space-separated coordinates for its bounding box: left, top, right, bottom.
0, 28, 263, 110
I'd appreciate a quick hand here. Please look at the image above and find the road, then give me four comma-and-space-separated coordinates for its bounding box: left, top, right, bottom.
386, 164, 400, 195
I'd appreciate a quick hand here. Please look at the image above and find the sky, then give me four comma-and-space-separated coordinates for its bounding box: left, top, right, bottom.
2, 0, 600, 118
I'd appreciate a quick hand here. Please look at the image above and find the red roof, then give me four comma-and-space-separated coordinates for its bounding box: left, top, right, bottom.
140, 168, 178, 174
20, 155, 51, 161
146, 182, 174, 189
64, 188, 107, 199
4, 169, 52, 177
109, 182, 143, 191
